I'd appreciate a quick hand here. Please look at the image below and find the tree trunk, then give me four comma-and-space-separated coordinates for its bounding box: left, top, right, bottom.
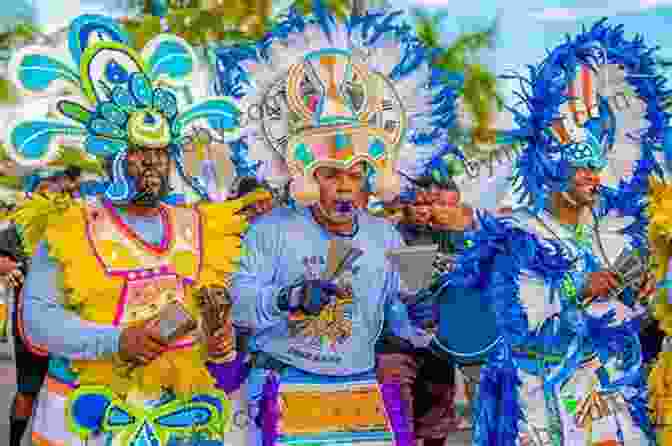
352, 0, 365, 16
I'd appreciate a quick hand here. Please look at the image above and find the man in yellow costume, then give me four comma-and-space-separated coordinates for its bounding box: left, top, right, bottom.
646, 178, 672, 445
5, 14, 269, 446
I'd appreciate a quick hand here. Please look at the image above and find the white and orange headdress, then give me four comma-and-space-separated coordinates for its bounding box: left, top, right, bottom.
214, 3, 460, 205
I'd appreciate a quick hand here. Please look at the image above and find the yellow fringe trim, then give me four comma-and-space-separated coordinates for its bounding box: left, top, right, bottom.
44, 202, 120, 315
73, 347, 215, 399
7, 193, 76, 257
649, 351, 672, 442
647, 177, 672, 335
196, 189, 272, 289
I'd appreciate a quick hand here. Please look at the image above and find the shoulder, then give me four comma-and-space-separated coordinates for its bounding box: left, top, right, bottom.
242, 206, 307, 245
358, 212, 403, 243
249, 206, 303, 231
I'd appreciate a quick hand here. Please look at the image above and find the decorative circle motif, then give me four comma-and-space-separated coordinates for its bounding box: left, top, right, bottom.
257, 54, 407, 162
127, 110, 171, 148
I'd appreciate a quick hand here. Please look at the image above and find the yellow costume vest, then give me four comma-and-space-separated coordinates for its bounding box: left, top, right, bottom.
39, 195, 259, 399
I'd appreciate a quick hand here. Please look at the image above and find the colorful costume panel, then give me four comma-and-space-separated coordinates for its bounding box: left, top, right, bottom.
216, 3, 460, 445
5, 14, 270, 446
443, 19, 668, 446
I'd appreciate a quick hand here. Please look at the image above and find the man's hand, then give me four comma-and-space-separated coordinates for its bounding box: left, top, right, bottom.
582, 271, 620, 304
206, 320, 236, 359
431, 205, 473, 231
119, 320, 167, 365
302, 280, 343, 315
3, 268, 23, 289
637, 271, 656, 303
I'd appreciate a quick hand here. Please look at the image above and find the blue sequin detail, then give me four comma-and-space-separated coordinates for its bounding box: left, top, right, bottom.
129, 73, 153, 108
190, 395, 222, 413
133, 422, 160, 446
105, 60, 129, 84
107, 406, 134, 426
71, 393, 110, 430
155, 407, 213, 428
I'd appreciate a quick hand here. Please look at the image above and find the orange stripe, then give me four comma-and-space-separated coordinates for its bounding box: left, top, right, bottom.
45, 376, 75, 397
567, 76, 578, 120
15, 288, 49, 357
551, 120, 570, 144
32, 431, 67, 446
582, 65, 594, 118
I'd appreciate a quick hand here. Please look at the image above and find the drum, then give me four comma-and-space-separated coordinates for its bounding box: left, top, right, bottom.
276, 368, 392, 445
431, 284, 501, 365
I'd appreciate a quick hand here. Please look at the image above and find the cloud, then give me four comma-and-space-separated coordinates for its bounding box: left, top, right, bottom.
403, 0, 452, 6
529, 7, 579, 21
530, 0, 672, 21
640, 0, 672, 8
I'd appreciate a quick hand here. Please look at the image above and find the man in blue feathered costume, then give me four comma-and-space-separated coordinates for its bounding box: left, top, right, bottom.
442, 19, 667, 446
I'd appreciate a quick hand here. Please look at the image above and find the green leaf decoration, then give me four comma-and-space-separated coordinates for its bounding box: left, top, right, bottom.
58, 101, 93, 125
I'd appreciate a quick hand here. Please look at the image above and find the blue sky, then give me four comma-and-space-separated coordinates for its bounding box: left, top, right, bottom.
4, 0, 672, 106
387, 0, 672, 104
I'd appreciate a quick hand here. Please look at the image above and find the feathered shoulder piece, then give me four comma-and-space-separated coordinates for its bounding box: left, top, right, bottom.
647, 176, 672, 250
6, 193, 78, 256
438, 211, 571, 291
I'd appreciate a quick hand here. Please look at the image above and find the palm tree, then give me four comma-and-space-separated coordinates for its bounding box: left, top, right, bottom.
656, 56, 672, 111
0, 21, 43, 105
290, 0, 353, 20
122, 0, 263, 49
0, 21, 40, 48
413, 10, 503, 157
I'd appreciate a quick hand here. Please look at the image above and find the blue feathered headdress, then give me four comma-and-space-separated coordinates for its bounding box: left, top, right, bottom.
6, 14, 243, 204
503, 18, 669, 216
212, 0, 461, 205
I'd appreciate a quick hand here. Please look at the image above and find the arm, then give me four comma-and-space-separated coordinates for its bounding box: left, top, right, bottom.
0, 225, 28, 267
230, 223, 286, 332
22, 241, 121, 360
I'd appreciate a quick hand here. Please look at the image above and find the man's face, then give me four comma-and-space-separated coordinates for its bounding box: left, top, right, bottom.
314, 163, 367, 223
567, 167, 601, 207
35, 176, 79, 197
125, 146, 171, 206
407, 190, 432, 226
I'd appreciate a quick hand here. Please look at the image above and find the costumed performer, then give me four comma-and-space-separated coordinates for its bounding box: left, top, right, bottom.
443, 19, 665, 446
215, 2, 461, 445
5, 14, 271, 446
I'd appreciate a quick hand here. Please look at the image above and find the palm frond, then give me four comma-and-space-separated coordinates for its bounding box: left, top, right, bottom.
0, 78, 18, 104
291, 0, 352, 21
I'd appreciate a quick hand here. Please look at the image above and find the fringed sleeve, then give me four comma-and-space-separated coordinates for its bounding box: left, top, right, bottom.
9, 193, 77, 257
647, 177, 672, 335
196, 189, 272, 289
